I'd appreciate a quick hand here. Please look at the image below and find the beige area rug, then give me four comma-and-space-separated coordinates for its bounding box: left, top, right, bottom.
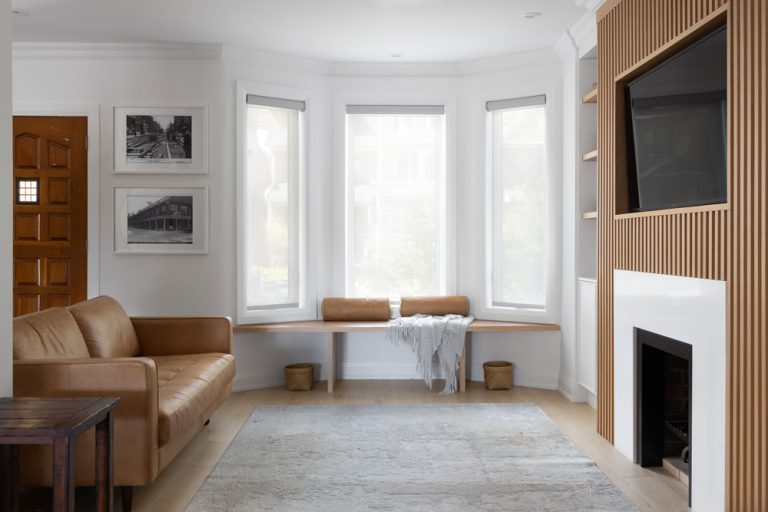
187, 403, 638, 511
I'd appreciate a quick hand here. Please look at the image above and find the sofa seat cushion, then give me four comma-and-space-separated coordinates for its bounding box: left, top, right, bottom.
150, 353, 235, 446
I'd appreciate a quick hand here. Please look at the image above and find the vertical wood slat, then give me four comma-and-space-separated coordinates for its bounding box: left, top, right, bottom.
596, 0, 767, 509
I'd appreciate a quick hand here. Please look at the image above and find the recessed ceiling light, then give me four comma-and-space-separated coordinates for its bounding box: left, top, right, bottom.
522, 11, 542, 19
12, 8, 30, 16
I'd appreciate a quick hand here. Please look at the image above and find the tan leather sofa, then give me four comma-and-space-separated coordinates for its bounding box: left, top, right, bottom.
12, 296, 235, 508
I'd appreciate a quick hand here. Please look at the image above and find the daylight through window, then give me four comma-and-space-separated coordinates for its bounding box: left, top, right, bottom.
244, 95, 305, 310
346, 106, 446, 299
488, 95, 548, 308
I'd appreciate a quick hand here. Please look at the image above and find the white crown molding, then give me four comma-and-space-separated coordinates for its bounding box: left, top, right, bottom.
221, 44, 331, 75
554, 31, 578, 61
456, 48, 559, 76
571, 11, 598, 57
555, 0, 601, 61
12, 42, 223, 60
329, 48, 558, 78
573, 0, 604, 10
11, 26, 584, 78
328, 60, 458, 78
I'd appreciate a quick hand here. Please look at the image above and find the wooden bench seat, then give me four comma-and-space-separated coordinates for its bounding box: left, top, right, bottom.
234, 320, 560, 392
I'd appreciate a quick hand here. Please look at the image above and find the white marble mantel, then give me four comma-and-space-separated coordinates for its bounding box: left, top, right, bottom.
613, 270, 726, 512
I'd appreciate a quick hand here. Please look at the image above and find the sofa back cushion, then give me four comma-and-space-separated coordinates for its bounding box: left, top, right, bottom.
69, 296, 140, 358
13, 308, 91, 360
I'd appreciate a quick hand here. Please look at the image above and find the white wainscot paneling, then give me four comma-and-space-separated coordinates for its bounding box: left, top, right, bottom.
577, 278, 596, 399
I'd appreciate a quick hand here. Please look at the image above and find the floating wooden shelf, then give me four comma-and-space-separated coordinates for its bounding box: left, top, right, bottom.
582, 211, 598, 219
582, 87, 598, 104
582, 149, 598, 162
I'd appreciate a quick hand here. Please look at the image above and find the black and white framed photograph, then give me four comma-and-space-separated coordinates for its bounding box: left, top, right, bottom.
114, 107, 208, 174
114, 187, 208, 254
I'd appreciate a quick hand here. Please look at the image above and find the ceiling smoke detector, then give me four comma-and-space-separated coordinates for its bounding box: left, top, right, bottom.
522, 11, 542, 19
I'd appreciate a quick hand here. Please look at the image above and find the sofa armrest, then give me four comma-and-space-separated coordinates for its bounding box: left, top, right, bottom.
131, 316, 233, 356
13, 357, 160, 486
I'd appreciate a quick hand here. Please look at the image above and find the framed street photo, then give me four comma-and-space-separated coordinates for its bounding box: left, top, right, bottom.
114, 106, 208, 174
114, 187, 209, 254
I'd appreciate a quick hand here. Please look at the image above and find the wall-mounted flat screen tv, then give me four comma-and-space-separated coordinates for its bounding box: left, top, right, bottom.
626, 25, 727, 212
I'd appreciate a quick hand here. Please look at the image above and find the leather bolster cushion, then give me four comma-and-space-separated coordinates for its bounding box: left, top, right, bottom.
321, 298, 391, 321
399, 296, 470, 317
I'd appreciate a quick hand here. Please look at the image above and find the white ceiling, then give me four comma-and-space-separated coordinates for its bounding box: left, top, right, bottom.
11, 0, 586, 62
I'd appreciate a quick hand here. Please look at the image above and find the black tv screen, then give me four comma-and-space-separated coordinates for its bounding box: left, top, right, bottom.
626, 25, 727, 212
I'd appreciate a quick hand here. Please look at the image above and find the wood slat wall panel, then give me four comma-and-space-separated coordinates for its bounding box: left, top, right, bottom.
597, 0, 767, 509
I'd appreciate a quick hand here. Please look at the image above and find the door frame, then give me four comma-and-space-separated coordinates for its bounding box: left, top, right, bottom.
12, 103, 101, 298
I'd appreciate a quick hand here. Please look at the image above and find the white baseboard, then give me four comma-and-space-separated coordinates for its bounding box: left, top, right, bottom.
233, 374, 285, 392
234, 363, 560, 392
585, 388, 597, 409
338, 362, 440, 380
557, 375, 588, 402
469, 363, 558, 390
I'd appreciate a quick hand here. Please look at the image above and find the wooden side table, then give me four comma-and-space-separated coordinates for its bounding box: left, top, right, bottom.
0, 397, 120, 512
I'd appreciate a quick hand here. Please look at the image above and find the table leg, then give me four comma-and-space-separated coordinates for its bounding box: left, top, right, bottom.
327, 332, 336, 393
459, 335, 467, 393
0, 444, 19, 512
95, 412, 114, 512
52, 436, 75, 512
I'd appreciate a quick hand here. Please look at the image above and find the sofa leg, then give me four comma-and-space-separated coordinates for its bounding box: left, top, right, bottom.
204, 419, 210, 426
121, 486, 133, 512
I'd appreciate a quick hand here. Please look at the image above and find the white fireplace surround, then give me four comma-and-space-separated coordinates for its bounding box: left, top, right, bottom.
614, 270, 726, 512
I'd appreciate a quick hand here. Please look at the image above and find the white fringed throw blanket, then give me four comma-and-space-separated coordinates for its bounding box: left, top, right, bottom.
387, 314, 474, 394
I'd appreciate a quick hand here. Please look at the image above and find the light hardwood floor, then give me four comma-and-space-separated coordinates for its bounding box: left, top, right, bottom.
133, 381, 690, 512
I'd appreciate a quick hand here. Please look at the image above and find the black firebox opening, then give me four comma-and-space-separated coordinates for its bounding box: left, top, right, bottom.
635, 328, 692, 505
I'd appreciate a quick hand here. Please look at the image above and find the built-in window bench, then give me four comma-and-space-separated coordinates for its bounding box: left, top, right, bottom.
234, 320, 560, 392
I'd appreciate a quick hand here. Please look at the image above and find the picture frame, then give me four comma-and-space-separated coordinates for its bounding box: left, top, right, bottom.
114, 187, 209, 254
114, 106, 208, 174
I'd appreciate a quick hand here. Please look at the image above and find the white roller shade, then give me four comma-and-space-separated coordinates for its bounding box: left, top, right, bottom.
486, 94, 546, 112
346, 105, 445, 115
247, 94, 306, 112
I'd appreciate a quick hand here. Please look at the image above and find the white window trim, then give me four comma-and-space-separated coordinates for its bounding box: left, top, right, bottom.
236, 81, 317, 324
334, 92, 458, 303
473, 83, 561, 324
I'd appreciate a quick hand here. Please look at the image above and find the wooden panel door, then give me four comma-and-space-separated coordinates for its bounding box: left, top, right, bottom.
13, 116, 88, 316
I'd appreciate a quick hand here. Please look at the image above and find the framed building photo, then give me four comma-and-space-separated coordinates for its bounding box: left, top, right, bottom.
114, 106, 208, 174
114, 187, 209, 254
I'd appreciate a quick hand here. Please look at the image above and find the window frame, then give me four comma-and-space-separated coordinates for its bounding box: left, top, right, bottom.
475, 85, 561, 324
336, 93, 458, 307
236, 81, 316, 324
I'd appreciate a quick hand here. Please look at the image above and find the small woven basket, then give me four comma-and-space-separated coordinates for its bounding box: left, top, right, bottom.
284, 363, 315, 391
483, 361, 513, 390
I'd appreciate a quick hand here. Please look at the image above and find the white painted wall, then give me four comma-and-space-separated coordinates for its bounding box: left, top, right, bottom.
13, 55, 231, 316
0, 0, 12, 397
12, 45, 563, 392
